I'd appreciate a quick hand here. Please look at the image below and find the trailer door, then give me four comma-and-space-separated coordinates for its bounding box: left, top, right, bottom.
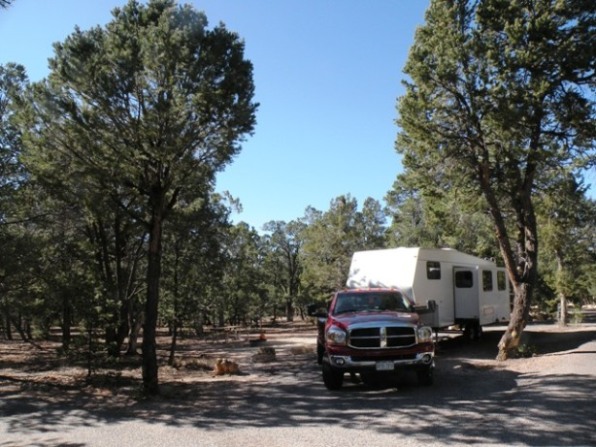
453, 267, 478, 320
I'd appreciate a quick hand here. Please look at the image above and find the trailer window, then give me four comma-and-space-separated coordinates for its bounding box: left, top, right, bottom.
427, 261, 441, 280
482, 270, 493, 291
455, 270, 473, 288
497, 271, 507, 291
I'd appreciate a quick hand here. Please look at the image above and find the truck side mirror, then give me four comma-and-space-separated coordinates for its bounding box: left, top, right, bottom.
427, 300, 437, 312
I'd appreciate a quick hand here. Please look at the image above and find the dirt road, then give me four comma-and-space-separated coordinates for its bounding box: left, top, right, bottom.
1, 321, 595, 447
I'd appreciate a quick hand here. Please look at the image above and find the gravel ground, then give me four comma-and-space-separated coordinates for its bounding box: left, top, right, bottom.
1, 318, 595, 447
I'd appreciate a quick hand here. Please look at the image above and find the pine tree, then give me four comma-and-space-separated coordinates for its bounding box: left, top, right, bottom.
395, 0, 594, 359
22, 0, 257, 393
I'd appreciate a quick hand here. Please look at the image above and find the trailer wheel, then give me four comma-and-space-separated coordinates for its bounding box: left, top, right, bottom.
464, 322, 483, 340
322, 362, 344, 390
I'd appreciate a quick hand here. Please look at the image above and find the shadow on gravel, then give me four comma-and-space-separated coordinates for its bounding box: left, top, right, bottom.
438, 325, 596, 359
1, 326, 595, 447
522, 328, 596, 355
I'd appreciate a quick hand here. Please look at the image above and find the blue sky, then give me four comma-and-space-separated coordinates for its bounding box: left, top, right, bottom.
0, 0, 430, 230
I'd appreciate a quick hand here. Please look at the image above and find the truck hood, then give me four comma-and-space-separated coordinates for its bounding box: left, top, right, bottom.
331, 311, 419, 327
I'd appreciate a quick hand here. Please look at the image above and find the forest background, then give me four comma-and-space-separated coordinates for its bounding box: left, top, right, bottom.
0, 0, 594, 394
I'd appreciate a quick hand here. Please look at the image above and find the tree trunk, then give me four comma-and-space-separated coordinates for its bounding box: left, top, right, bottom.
169, 252, 181, 366
194, 314, 205, 336
61, 292, 72, 351
168, 319, 178, 366
25, 320, 32, 340
106, 300, 131, 357
497, 281, 534, 360
10, 314, 28, 341
556, 255, 568, 326
142, 207, 163, 396
218, 308, 225, 327
496, 207, 538, 360
112, 215, 133, 356
286, 297, 294, 322
126, 314, 143, 355
3, 310, 12, 340
558, 292, 568, 326
481, 179, 538, 361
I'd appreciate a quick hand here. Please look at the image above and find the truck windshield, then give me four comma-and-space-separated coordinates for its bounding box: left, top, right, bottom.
333, 291, 412, 315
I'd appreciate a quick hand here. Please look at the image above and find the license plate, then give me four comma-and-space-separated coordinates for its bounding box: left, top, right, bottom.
376, 361, 394, 371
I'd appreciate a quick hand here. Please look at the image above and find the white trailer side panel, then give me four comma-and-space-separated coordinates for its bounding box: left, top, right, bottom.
346, 247, 510, 329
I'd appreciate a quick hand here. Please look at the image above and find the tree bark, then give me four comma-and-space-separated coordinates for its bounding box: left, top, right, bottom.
479, 166, 539, 361
9, 314, 28, 341
497, 281, 534, 360
556, 254, 568, 326
142, 204, 163, 396
61, 292, 72, 352
3, 307, 13, 340
126, 314, 143, 355
496, 202, 539, 360
168, 319, 178, 366
286, 298, 294, 322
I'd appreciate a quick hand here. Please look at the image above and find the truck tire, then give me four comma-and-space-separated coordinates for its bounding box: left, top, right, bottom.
316, 343, 324, 365
322, 363, 344, 390
417, 366, 434, 386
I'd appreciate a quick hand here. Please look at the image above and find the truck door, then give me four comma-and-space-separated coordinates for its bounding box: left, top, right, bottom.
453, 268, 478, 320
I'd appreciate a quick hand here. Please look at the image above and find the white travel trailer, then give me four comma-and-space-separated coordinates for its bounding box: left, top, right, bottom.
346, 247, 511, 336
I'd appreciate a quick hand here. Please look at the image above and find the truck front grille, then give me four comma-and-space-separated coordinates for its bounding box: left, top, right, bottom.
349, 326, 416, 349
350, 353, 418, 362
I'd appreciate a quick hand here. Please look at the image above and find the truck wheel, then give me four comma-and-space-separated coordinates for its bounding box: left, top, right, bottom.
316, 343, 324, 365
417, 366, 434, 386
322, 363, 344, 390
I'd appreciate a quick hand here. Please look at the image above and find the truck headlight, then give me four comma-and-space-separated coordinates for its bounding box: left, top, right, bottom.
326, 326, 347, 346
417, 326, 433, 343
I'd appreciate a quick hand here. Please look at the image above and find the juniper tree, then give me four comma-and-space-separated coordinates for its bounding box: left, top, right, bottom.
23, 0, 257, 393
395, 0, 594, 359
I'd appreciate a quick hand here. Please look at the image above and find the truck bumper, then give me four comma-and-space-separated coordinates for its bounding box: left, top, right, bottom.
324, 351, 434, 371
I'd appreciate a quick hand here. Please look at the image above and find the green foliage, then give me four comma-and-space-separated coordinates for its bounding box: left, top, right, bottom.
16, 0, 257, 393
0, 64, 28, 204
161, 192, 231, 331
568, 307, 584, 325
216, 222, 267, 326
26, 0, 258, 227
386, 178, 500, 260
537, 177, 595, 311
0, 63, 42, 341
262, 219, 305, 321
394, 0, 594, 356
515, 343, 537, 358
396, 0, 594, 242
2, 1, 594, 376
577, 261, 596, 304
300, 195, 388, 301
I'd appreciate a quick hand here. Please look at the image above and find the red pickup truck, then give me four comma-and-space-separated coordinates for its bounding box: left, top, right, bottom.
309, 288, 435, 390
